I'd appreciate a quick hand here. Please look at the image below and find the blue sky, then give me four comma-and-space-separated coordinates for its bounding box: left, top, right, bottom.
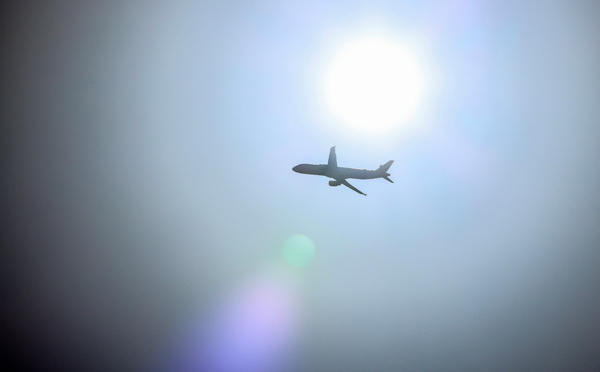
3, 1, 600, 371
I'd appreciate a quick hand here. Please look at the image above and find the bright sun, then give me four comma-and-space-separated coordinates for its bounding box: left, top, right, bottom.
325, 37, 424, 133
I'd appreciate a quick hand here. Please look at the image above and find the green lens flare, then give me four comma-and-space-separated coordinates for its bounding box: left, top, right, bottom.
282, 235, 315, 268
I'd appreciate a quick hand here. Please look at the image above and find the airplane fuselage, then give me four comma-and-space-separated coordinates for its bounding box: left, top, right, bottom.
292, 164, 381, 180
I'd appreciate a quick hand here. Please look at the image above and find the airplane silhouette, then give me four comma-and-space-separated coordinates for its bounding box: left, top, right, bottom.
292, 146, 394, 196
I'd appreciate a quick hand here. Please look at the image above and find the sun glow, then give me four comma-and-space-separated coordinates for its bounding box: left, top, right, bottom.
325, 37, 424, 133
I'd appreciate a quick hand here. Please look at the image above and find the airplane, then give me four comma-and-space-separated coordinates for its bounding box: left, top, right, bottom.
292, 146, 394, 196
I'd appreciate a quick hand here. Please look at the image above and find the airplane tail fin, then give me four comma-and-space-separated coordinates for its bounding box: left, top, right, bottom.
378, 160, 394, 183
378, 160, 394, 173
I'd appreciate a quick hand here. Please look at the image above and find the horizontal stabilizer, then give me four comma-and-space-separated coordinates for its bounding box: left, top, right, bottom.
383, 176, 393, 183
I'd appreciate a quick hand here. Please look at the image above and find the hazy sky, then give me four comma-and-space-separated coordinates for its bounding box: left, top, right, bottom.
2, 1, 600, 371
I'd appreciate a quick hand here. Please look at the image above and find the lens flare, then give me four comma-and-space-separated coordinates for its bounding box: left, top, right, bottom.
165, 277, 299, 372
282, 235, 315, 268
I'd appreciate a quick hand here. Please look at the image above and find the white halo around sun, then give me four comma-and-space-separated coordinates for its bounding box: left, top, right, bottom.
324, 37, 424, 133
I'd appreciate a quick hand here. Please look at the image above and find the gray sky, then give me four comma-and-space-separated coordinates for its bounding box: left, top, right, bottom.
2, 1, 600, 371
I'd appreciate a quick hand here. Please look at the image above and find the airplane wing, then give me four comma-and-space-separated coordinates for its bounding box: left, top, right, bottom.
340, 179, 366, 196
328, 146, 337, 168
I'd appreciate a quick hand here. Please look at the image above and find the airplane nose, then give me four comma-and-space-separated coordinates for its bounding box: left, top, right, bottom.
292, 165, 300, 172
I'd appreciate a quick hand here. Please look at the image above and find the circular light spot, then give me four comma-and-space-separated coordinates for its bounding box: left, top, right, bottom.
325, 37, 424, 133
282, 235, 315, 268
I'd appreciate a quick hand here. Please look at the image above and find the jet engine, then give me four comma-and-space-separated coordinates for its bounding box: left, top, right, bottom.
329, 180, 342, 187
